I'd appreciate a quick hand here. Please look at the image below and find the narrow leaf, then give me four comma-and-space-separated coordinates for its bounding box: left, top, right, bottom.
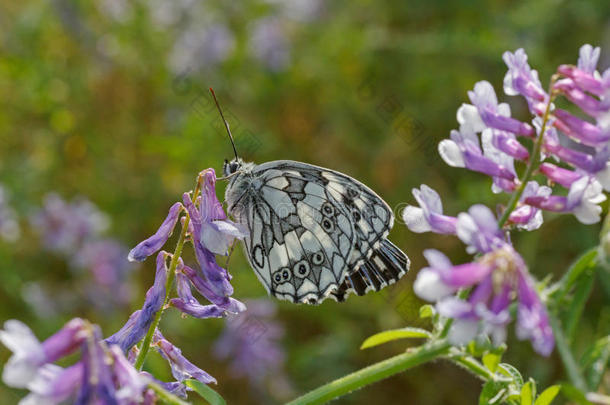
534, 385, 560, 405
360, 327, 431, 349
580, 336, 610, 390
563, 269, 595, 342
554, 248, 597, 302
185, 380, 227, 405
521, 381, 534, 405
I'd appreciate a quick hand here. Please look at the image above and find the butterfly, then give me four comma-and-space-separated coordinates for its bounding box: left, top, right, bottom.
210, 89, 409, 304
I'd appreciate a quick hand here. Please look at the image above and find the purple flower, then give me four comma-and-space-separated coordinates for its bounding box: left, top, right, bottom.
508, 181, 552, 231
577, 44, 601, 74
438, 129, 517, 181
31, 194, 109, 254
465, 80, 535, 137
0, 185, 20, 242
213, 299, 290, 391
109, 346, 149, 403
539, 163, 583, 188
516, 272, 554, 356
556, 45, 604, 96
456, 205, 504, 254
543, 128, 610, 174
401, 185, 457, 234
106, 251, 168, 352
414, 246, 554, 355
525, 176, 607, 224
0, 318, 86, 388
169, 23, 236, 74
503, 49, 548, 114
554, 79, 607, 118
481, 129, 519, 193
21, 363, 84, 405
553, 109, 610, 147
77, 326, 118, 404
153, 331, 216, 385
128, 202, 183, 262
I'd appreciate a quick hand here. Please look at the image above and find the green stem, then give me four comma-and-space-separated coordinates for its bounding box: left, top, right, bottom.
286, 340, 452, 405
548, 312, 587, 391
497, 83, 557, 228
148, 382, 192, 405
134, 179, 202, 370
447, 354, 496, 381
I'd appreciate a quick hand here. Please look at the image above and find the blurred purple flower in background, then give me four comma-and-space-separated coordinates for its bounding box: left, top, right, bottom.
248, 17, 291, 72
213, 299, 293, 399
169, 23, 235, 74
0, 184, 20, 243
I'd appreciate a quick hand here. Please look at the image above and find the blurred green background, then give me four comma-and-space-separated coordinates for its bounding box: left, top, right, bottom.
1, 0, 610, 403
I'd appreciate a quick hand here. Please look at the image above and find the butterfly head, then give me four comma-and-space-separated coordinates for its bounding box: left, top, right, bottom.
223, 158, 244, 177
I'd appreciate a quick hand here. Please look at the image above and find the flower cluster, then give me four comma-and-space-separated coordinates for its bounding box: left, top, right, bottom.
0, 318, 207, 404
401, 44, 610, 356
439, 44, 610, 225
407, 199, 553, 355
127, 169, 247, 322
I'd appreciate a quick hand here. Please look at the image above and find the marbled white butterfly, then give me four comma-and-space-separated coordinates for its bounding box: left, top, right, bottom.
212, 89, 409, 304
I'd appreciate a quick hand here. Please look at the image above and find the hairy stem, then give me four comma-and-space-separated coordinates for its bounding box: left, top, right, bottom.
498, 83, 557, 228
134, 177, 203, 370
286, 340, 452, 405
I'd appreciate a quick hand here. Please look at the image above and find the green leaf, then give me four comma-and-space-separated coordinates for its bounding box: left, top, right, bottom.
534, 385, 560, 405
553, 248, 598, 302
184, 380, 227, 405
498, 363, 524, 389
479, 380, 509, 405
560, 384, 593, 405
419, 304, 435, 319
579, 335, 610, 390
360, 327, 431, 349
521, 381, 534, 405
562, 268, 595, 342
482, 352, 501, 373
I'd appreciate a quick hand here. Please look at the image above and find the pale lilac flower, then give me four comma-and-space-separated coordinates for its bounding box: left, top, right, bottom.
543, 128, 610, 173
153, 331, 216, 384
539, 162, 583, 188
525, 176, 607, 224
0, 318, 86, 388
554, 79, 607, 118
577, 44, 601, 74
20, 363, 84, 405
516, 272, 554, 356
438, 129, 516, 181
128, 202, 183, 262
169, 23, 236, 74
503, 49, 548, 114
401, 185, 457, 234
508, 181, 552, 231
456, 205, 504, 254
553, 108, 610, 147
213, 300, 289, 390
481, 129, 519, 193
466, 80, 535, 137
30, 194, 109, 254
249, 17, 290, 71
0, 185, 20, 242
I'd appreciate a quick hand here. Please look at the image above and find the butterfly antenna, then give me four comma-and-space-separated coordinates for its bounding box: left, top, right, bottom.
209, 87, 239, 161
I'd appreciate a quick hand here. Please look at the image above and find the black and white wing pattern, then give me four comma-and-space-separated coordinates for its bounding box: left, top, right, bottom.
225, 160, 409, 304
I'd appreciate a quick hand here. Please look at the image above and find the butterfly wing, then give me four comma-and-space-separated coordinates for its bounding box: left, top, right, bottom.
227, 160, 409, 304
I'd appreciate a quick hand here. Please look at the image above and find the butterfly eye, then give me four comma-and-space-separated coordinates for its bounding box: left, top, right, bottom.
321, 202, 335, 217
293, 260, 310, 278
322, 218, 335, 232
311, 252, 324, 265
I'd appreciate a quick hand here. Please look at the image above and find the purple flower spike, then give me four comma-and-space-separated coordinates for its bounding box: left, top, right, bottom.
516, 272, 554, 356
439, 130, 517, 180
106, 252, 168, 352
401, 185, 457, 234
109, 345, 149, 403
180, 264, 245, 312
0, 318, 86, 388
467, 81, 535, 136
128, 202, 183, 262
503, 49, 548, 114
553, 109, 610, 147
153, 331, 217, 385
456, 205, 504, 253
539, 163, 583, 188
508, 181, 552, 231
